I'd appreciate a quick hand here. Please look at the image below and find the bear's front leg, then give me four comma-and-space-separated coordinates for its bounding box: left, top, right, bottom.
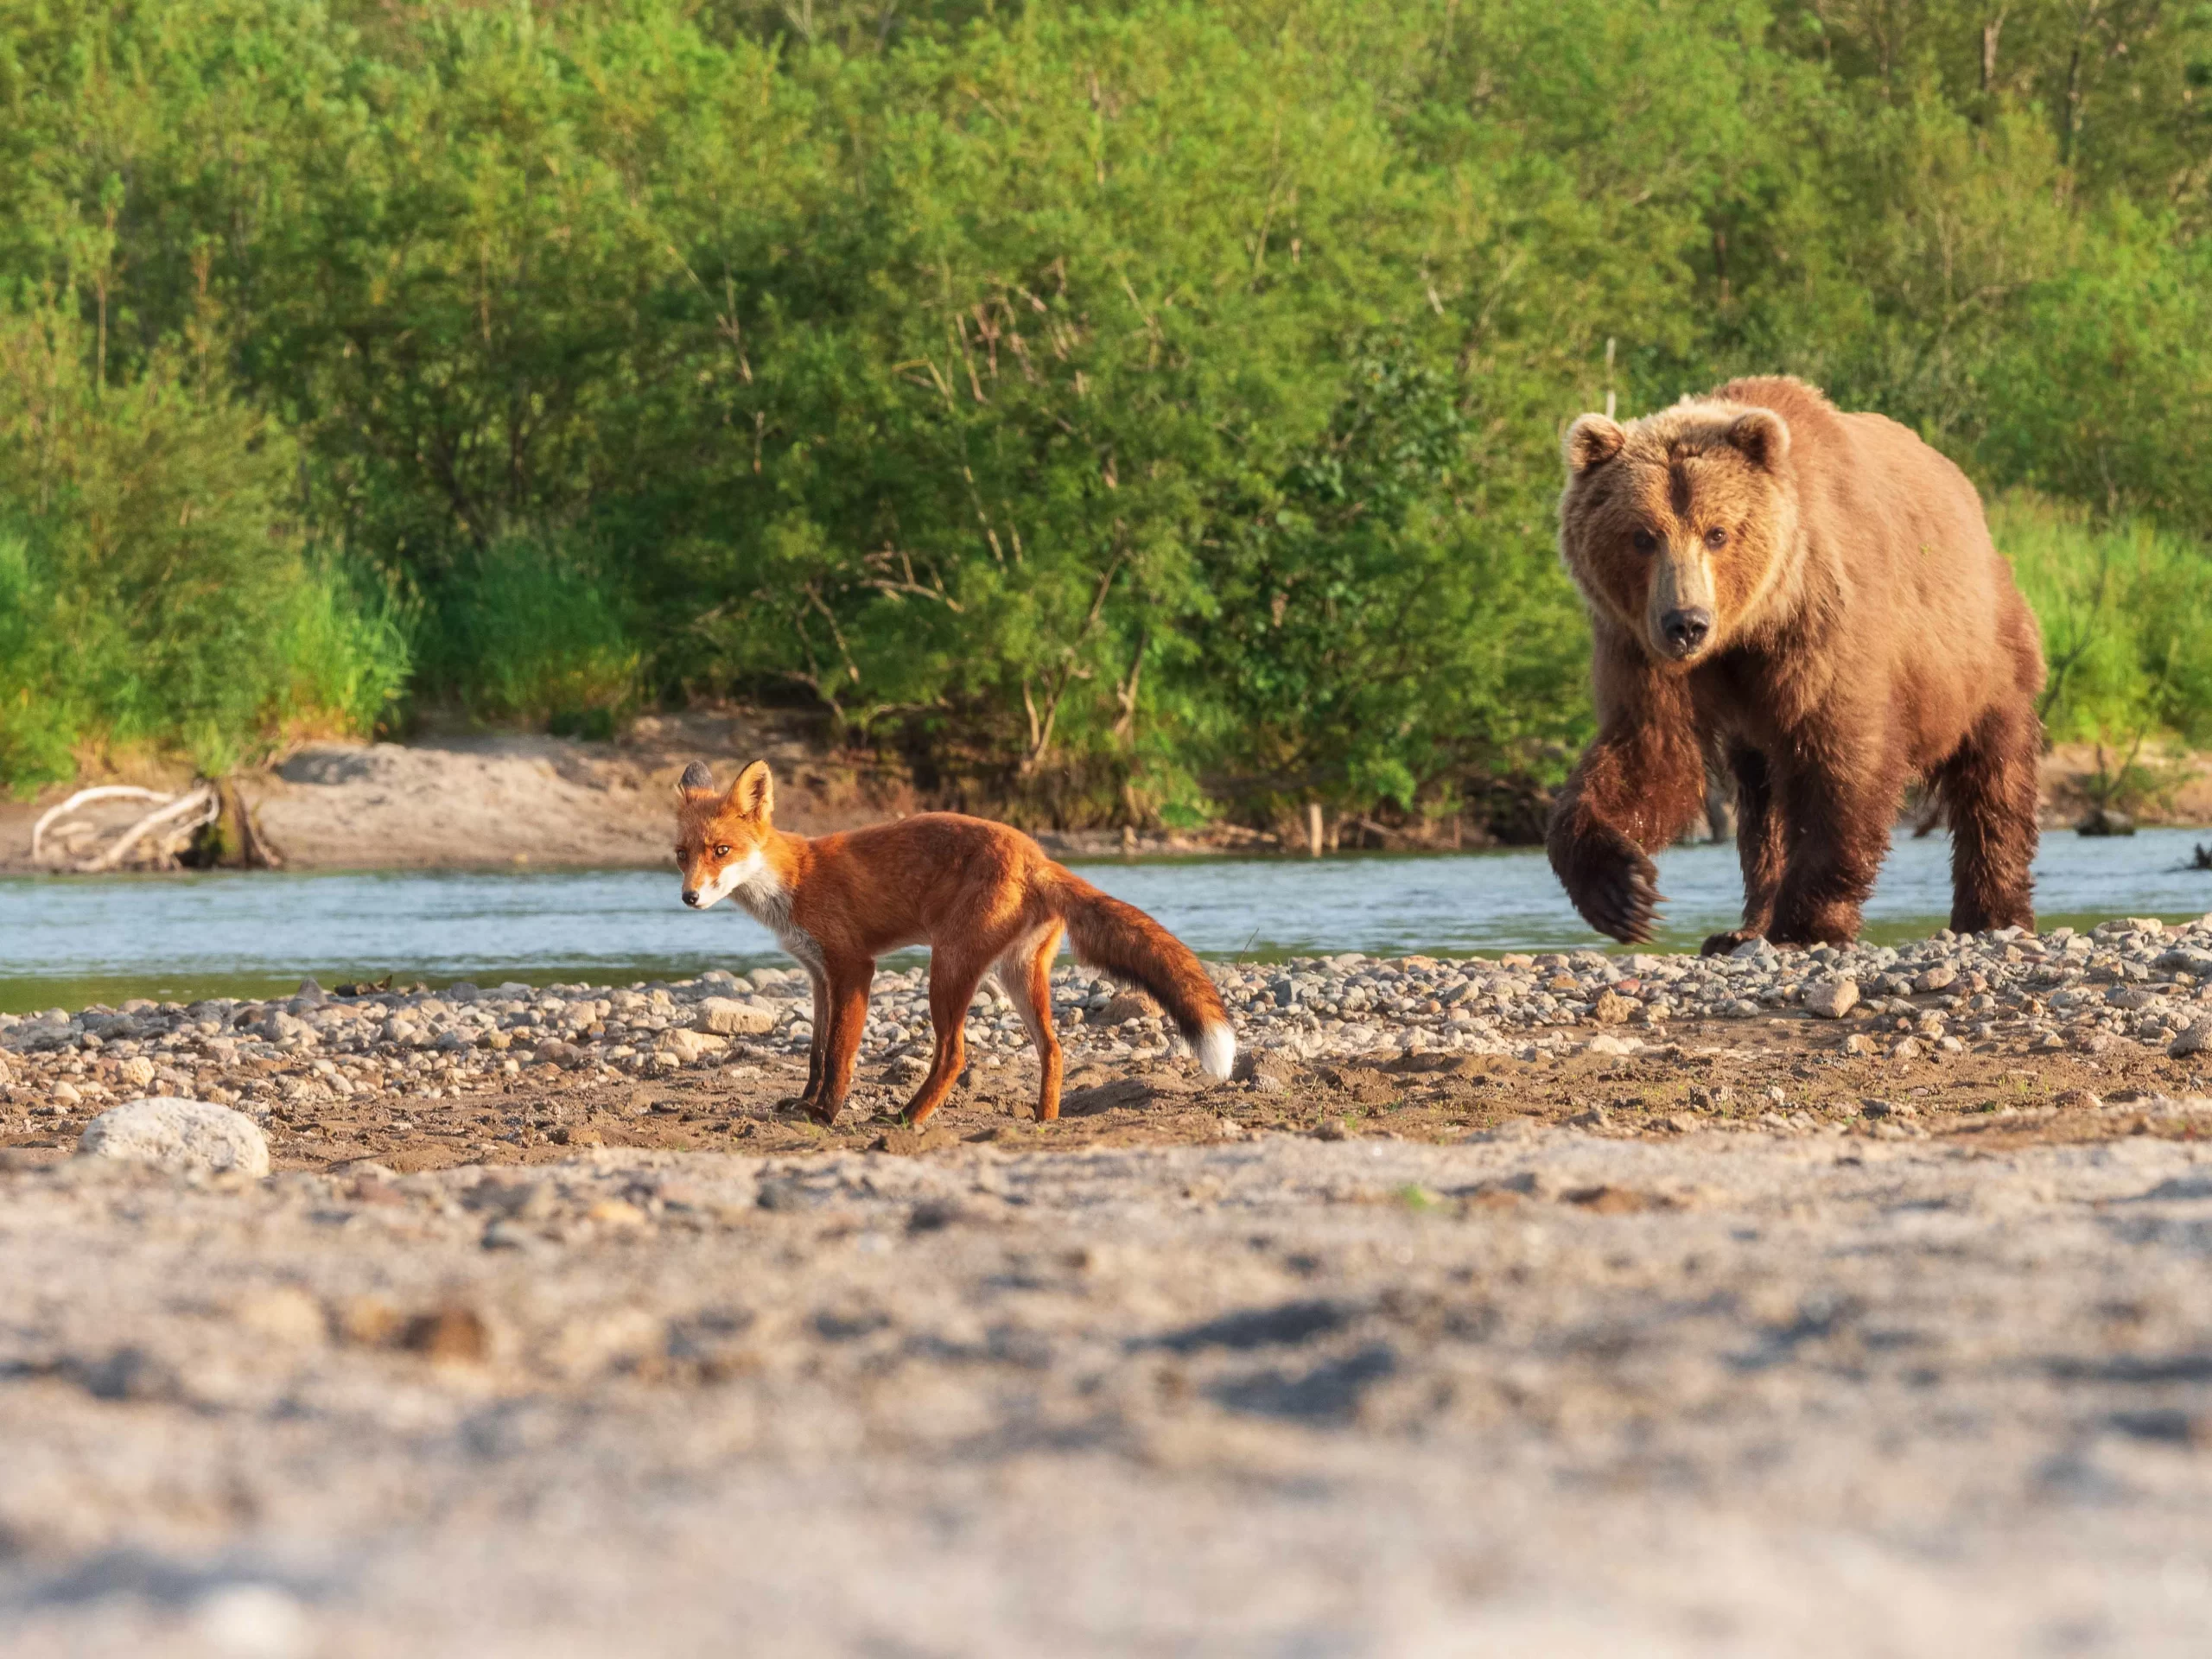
1547, 696, 1708, 945
1550, 810, 1662, 944
1766, 760, 1902, 946
1702, 747, 1789, 956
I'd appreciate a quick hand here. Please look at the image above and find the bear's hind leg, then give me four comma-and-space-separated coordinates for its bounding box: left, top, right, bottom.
1935, 700, 2039, 934
1702, 747, 1788, 957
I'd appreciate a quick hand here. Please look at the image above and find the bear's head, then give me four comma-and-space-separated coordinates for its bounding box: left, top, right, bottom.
1556, 398, 1799, 668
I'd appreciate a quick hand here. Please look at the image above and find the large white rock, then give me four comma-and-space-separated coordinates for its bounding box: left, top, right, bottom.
1805, 977, 1860, 1020
78, 1096, 270, 1178
696, 997, 777, 1037
658, 1027, 729, 1065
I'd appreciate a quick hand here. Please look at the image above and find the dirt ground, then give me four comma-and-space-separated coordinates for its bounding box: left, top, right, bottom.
6, 1021, 2212, 1653
3, 1008, 2199, 1173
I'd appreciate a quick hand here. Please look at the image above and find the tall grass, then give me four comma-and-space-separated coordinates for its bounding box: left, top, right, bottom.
416, 531, 639, 733
273, 562, 415, 741
1993, 493, 2212, 750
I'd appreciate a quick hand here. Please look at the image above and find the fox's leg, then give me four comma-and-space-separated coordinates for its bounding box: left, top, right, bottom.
798, 969, 829, 1106
811, 957, 874, 1125
906, 944, 992, 1127
995, 922, 1065, 1122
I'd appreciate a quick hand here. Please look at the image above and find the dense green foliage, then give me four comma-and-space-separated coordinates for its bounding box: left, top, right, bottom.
2, 0, 2209, 821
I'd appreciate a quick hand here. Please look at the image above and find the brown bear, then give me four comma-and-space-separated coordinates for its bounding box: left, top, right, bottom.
1547, 376, 2044, 952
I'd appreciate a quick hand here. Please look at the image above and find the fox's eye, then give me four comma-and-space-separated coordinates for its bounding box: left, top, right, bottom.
1704, 525, 1729, 550
1632, 528, 1657, 553
714, 844, 732, 858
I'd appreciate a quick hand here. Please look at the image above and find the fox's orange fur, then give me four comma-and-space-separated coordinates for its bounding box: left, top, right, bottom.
673, 760, 1236, 1126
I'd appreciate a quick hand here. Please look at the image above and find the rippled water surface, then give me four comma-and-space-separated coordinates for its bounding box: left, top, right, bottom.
3, 828, 2209, 1012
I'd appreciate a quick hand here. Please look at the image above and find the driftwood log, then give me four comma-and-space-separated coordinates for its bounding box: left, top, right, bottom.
31, 783, 224, 873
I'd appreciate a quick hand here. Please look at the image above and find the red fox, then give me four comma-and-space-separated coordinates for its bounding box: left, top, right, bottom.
674, 760, 1236, 1126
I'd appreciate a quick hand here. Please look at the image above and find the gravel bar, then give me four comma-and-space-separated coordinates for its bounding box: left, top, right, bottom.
9, 920, 2212, 1654
7, 917, 2212, 1131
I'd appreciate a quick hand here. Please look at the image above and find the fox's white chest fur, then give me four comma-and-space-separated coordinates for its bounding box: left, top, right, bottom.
717, 853, 824, 975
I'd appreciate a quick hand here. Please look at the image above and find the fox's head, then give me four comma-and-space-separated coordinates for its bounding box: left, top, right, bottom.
674, 759, 775, 909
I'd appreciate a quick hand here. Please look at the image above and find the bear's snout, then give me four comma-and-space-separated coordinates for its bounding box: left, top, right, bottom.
1659, 607, 1713, 657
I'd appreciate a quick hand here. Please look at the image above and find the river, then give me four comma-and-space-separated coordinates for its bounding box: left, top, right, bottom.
2, 827, 2208, 1013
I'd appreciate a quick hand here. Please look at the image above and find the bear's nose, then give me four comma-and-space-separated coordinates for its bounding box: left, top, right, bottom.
1660, 607, 1713, 653
682, 888, 702, 907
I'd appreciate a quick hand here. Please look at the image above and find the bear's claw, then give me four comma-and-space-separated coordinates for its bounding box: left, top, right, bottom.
1576, 847, 1661, 944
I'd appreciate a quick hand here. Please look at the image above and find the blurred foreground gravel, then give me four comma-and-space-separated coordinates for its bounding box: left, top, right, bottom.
4, 1122, 2212, 1656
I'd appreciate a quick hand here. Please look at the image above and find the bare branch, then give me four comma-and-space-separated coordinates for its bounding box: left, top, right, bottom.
77, 785, 220, 873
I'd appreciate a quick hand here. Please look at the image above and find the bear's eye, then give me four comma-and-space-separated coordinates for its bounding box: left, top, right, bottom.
1704, 526, 1729, 550
1631, 528, 1658, 554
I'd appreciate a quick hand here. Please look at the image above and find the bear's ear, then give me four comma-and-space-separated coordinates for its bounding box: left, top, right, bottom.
1563, 415, 1627, 476
728, 759, 774, 822
677, 761, 716, 803
1726, 410, 1790, 472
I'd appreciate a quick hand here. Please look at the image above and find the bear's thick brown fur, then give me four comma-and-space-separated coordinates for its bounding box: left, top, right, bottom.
1548, 376, 2044, 951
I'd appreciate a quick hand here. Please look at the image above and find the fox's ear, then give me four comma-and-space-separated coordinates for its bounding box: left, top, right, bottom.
728, 760, 773, 821
677, 760, 717, 803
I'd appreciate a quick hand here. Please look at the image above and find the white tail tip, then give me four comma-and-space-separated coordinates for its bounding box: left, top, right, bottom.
1196, 1022, 1236, 1081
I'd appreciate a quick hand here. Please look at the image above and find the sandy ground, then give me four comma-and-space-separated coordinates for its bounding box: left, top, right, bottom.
5, 1015, 2212, 1655
0, 709, 1217, 874
0, 710, 906, 874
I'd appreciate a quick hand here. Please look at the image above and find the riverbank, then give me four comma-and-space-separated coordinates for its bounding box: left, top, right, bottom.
6, 924, 2212, 1652
5, 725, 2206, 876
0, 709, 1237, 876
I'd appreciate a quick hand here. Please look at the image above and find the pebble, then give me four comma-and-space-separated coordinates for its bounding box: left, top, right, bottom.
77, 1096, 270, 1177
2, 917, 2209, 1115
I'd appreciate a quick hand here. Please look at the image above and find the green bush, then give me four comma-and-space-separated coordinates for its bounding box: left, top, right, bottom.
2, 0, 2212, 814
0, 308, 405, 791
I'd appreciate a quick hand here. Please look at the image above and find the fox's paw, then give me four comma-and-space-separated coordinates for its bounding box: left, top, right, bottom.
1560, 830, 1661, 944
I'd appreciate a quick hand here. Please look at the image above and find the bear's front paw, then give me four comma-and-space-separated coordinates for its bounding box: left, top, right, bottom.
1700, 930, 1764, 957
1564, 835, 1662, 944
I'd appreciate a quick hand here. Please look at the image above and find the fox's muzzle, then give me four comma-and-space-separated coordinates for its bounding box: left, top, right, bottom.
682, 887, 702, 908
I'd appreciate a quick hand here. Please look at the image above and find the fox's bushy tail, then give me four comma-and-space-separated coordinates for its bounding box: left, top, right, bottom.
1045, 871, 1236, 1079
